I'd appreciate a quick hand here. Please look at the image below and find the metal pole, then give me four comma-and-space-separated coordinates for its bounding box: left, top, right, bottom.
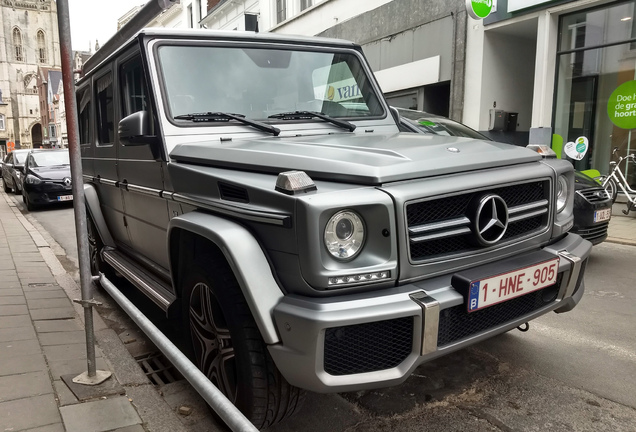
99, 275, 258, 432
56, 0, 111, 385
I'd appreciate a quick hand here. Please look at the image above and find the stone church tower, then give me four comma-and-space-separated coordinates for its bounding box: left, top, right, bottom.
0, 0, 61, 152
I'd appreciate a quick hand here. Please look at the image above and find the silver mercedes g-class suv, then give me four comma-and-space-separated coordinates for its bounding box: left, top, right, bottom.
78, 28, 591, 429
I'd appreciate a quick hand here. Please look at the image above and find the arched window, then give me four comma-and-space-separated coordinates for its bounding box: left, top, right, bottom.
13, 28, 23, 62
37, 30, 47, 64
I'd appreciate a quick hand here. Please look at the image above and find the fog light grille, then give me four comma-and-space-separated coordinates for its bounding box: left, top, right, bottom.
324, 317, 413, 376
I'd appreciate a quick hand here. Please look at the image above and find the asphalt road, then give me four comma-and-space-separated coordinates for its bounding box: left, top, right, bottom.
15, 198, 636, 431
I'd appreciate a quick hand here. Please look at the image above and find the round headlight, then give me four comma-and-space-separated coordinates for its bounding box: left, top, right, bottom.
557, 175, 569, 213
324, 210, 365, 260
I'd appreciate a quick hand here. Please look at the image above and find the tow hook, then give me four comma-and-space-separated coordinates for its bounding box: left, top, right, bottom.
517, 322, 530, 332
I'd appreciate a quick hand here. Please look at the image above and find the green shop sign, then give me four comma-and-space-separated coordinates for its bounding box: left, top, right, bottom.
608, 80, 636, 129
466, 0, 494, 19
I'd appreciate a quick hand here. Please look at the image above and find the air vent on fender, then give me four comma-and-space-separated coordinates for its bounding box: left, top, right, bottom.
219, 182, 249, 203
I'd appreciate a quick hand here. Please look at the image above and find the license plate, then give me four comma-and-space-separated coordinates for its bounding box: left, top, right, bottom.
594, 208, 611, 222
58, 195, 73, 202
467, 258, 559, 312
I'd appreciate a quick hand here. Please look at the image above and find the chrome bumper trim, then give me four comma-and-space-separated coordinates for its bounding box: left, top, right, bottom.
557, 250, 583, 300
410, 291, 439, 355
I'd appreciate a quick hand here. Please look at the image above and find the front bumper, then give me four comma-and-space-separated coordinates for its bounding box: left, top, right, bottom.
24, 183, 73, 205
268, 233, 591, 393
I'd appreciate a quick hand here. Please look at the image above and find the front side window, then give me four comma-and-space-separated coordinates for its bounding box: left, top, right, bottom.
95, 73, 114, 145
13, 28, 23, 61
120, 56, 147, 117
157, 45, 384, 122
77, 88, 91, 144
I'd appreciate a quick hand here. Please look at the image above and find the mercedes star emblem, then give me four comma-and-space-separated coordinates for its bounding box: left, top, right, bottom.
63, 177, 72, 187
473, 194, 508, 246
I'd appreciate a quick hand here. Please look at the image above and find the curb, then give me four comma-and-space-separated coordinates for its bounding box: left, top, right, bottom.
3, 192, 189, 432
605, 237, 636, 247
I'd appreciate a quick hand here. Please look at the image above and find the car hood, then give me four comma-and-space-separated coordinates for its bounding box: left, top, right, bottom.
170, 133, 542, 184
29, 166, 71, 181
574, 170, 602, 190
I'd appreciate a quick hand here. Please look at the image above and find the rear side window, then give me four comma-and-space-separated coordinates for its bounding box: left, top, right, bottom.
120, 56, 147, 117
77, 87, 91, 144
96, 73, 114, 145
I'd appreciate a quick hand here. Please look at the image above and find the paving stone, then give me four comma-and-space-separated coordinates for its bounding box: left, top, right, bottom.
125, 384, 190, 432
0, 288, 22, 296
20, 277, 59, 285
28, 298, 72, 310
48, 357, 109, 379
26, 289, 69, 300
30, 307, 76, 320
60, 395, 142, 432
0, 325, 37, 342
35, 319, 83, 333
44, 343, 103, 362
0, 394, 61, 431
0, 339, 41, 360
110, 425, 146, 432
0, 281, 22, 289
0, 370, 54, 402
0, 353, 47, 376
0, 314, 31, 328
0, 304, 29, 316
22, 423, 66, 432
54, 379, 80, 406
39, 331, 87, 346
24, 283, 62, 292
0, 295, 26, 305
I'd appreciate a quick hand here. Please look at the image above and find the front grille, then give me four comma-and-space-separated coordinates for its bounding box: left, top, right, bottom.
437, 274, 563, 347
407, 180, 550, 262
575, 222, 609, 243
577, 188, 610, 203
324, 317, 413, 376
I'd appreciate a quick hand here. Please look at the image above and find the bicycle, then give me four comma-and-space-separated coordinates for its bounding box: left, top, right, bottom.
601, 147, 636, 215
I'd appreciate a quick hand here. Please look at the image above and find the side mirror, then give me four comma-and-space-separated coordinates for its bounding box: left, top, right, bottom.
118, 111, 157, 146
5, 163, 13, 169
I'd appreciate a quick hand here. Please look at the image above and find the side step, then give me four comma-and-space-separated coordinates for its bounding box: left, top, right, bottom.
102, 249, 176, 314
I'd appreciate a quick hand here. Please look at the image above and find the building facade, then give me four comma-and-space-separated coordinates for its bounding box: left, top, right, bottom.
0, 0, 61, 153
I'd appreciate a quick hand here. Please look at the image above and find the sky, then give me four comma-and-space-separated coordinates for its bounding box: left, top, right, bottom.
68, 0, 145, 51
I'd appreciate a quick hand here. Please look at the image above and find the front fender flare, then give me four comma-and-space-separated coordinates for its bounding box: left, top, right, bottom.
84, 183, 115, 248
168, 212, 283, 344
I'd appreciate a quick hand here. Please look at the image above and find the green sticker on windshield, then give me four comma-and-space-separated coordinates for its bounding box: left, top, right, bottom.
418, 120, 436, 126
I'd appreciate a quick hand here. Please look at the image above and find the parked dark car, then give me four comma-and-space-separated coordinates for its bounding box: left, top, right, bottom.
2, 149, 31, 195
395, 107, 612, 244
22, 149, 72, 210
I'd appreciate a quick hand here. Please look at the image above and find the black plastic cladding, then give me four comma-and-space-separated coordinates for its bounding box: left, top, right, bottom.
324, 317, 413, 376
437, 274, 564, 347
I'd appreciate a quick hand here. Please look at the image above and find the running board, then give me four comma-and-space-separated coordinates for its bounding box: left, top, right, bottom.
102, 249, 176, 314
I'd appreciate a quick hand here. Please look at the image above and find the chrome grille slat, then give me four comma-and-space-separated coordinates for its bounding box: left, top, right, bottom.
577, 188, 609, 203
406, 180, 550, 262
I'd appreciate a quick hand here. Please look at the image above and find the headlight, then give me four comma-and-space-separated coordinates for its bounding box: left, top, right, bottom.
324, 210, 365, 260
25, 174, 41, 185
557, 175, 569, 213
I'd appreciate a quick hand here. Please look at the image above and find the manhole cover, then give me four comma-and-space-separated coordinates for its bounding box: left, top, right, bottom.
135, 352, 182, 386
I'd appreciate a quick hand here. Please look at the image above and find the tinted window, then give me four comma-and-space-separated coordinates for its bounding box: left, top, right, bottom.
13, 152, 26, 164
96, 73, 114, 145
77, 87, 91, 144
120, 56, 147, 117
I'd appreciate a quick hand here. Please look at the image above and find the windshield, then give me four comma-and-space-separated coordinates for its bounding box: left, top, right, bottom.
157, 45, 384, 122
29, 151, 69, 167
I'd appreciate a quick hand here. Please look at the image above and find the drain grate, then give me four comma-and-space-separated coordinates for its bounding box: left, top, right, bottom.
135, 352, 182, 386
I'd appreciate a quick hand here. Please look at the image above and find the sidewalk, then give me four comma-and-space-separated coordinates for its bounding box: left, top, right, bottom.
606, 201, 636, 246
0, 190, 188, 432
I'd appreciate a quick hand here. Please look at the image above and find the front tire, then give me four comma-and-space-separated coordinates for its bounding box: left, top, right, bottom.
3, 179, 11, 193
182, 254, 303, 429
24, 192, 36, 211
603, 177, 618, 204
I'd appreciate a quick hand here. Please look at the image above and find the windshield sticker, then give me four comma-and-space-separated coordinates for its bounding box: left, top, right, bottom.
418, 120, 436, 126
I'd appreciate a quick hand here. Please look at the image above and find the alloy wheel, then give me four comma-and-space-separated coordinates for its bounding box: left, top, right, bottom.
189, 282, 237, 401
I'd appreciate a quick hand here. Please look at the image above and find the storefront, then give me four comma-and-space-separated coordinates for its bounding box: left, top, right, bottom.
464, 0, 636, 186
554, 1, 636, 185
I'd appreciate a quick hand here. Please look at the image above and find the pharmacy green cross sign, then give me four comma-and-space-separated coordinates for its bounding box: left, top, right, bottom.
466, 0, 494, 19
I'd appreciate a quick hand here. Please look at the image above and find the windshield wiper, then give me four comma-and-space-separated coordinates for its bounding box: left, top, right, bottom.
268, 111, 356, 132
174, 112, 280, 136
